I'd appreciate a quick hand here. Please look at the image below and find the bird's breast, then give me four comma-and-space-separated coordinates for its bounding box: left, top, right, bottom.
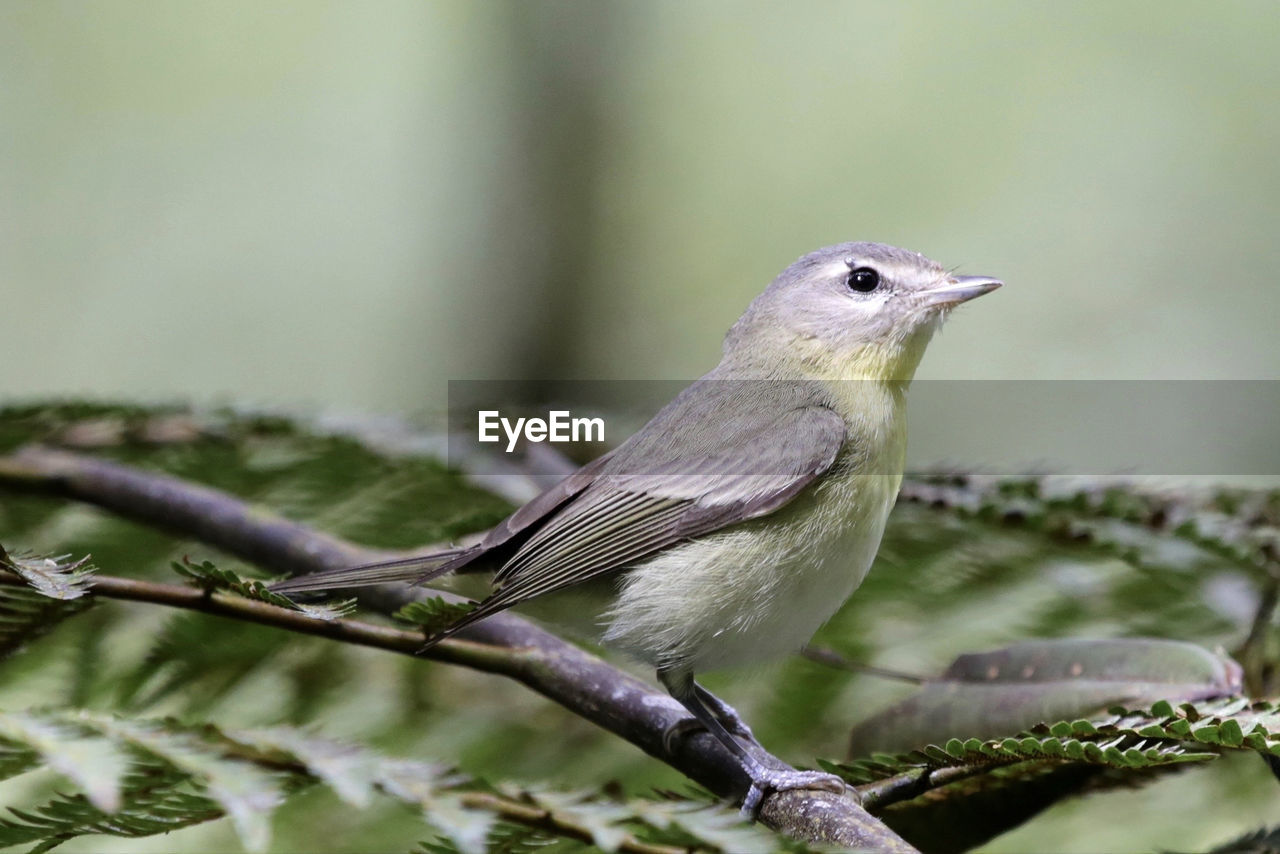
600, 442, 905, 673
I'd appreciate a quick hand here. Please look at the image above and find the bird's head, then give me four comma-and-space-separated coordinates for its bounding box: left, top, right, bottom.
724, 241, 1001, 382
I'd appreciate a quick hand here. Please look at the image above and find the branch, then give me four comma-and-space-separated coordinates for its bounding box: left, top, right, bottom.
856, 763, 1005, 813
0, 445, 916, 852
800, 645, 927, 684
0, 568, 518, 673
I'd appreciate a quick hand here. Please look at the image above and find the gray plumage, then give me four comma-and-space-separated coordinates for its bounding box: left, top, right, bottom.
272, 241, 1001, 814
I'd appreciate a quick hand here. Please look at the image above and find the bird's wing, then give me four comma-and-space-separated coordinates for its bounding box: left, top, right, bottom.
268, 548, 474, 594
426, 401, 847, 641
269, 450, 616, 595
473, 449, 617, 553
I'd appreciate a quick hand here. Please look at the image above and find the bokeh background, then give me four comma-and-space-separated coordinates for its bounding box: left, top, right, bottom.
3, 2, 1280, 852
5, 1, 1278, 408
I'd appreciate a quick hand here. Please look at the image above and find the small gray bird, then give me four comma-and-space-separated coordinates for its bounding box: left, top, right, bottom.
274, 242, 1001, 812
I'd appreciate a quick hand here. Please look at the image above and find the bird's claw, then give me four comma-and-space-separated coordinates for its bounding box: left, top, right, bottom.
739, 770, 849, 820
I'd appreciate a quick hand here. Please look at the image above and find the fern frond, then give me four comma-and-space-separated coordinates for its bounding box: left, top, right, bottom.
113, 613, 287, 713
74, 712, 284, 851
1, 552, 94, 600
0, 709, 779, 854
0, 552, 96, 661
171, 559, 355, 621
899, 475, 1280, 578
0, 764, 221, 852
827, 695, 1280, 809
814, 694, 1280, 853
394, 598, 477, 635
0, 711, 127, 811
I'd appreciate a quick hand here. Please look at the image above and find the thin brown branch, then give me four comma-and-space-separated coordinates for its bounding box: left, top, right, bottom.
801, 645, 927, 684
0, 568, 519, 674
0, 444, 916, 852
856, 763, 999, 813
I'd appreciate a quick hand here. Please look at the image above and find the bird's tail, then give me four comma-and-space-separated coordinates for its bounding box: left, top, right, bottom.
269, 547, 480, 595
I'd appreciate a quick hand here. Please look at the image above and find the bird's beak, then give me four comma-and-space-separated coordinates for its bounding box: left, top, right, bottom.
922, 275, 1003, 307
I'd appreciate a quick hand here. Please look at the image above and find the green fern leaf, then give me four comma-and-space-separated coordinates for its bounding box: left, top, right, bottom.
0, 584, 94, 663
1, 552, 93, 600
171, 559, 355, 621
227, 727, 384, 808
0, 711, 127, 811
74, 712, 283, 851
0, 763, 222, 850
0, 552, 96, 661
113, 613, 287, 712
394, 598, 477, 635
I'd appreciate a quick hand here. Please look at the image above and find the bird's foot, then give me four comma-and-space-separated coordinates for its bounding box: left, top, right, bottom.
696, 691, 757, 743
740, 769, 848, 819
661, 707, 756, 755
660, 685, 758, 755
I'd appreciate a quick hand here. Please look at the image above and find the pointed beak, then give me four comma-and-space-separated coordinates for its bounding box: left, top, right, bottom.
922, 275, 1002, 307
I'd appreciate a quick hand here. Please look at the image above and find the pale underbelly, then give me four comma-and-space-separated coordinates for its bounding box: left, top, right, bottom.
600, 473, 899, 672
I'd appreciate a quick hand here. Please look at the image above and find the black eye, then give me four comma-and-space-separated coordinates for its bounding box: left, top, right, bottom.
846, 266, 880, 292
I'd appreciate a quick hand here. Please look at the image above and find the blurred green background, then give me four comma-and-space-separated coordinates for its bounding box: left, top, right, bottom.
4, 0, 1278, 415
2, 3, 1280, 851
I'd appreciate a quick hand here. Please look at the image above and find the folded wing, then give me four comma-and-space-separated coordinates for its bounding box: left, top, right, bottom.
428, 397, 848, 643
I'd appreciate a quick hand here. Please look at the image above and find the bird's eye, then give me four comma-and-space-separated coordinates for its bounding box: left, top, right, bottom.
846, 266, 880, 293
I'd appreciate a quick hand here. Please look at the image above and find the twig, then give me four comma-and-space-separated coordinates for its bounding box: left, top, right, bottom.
801, 645, 927, 684
0, 568, 518, 673
856, 763, 998, 813
0, 445, 917, 852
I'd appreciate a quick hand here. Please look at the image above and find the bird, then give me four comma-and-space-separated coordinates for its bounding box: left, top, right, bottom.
273, 241, 1001, 813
